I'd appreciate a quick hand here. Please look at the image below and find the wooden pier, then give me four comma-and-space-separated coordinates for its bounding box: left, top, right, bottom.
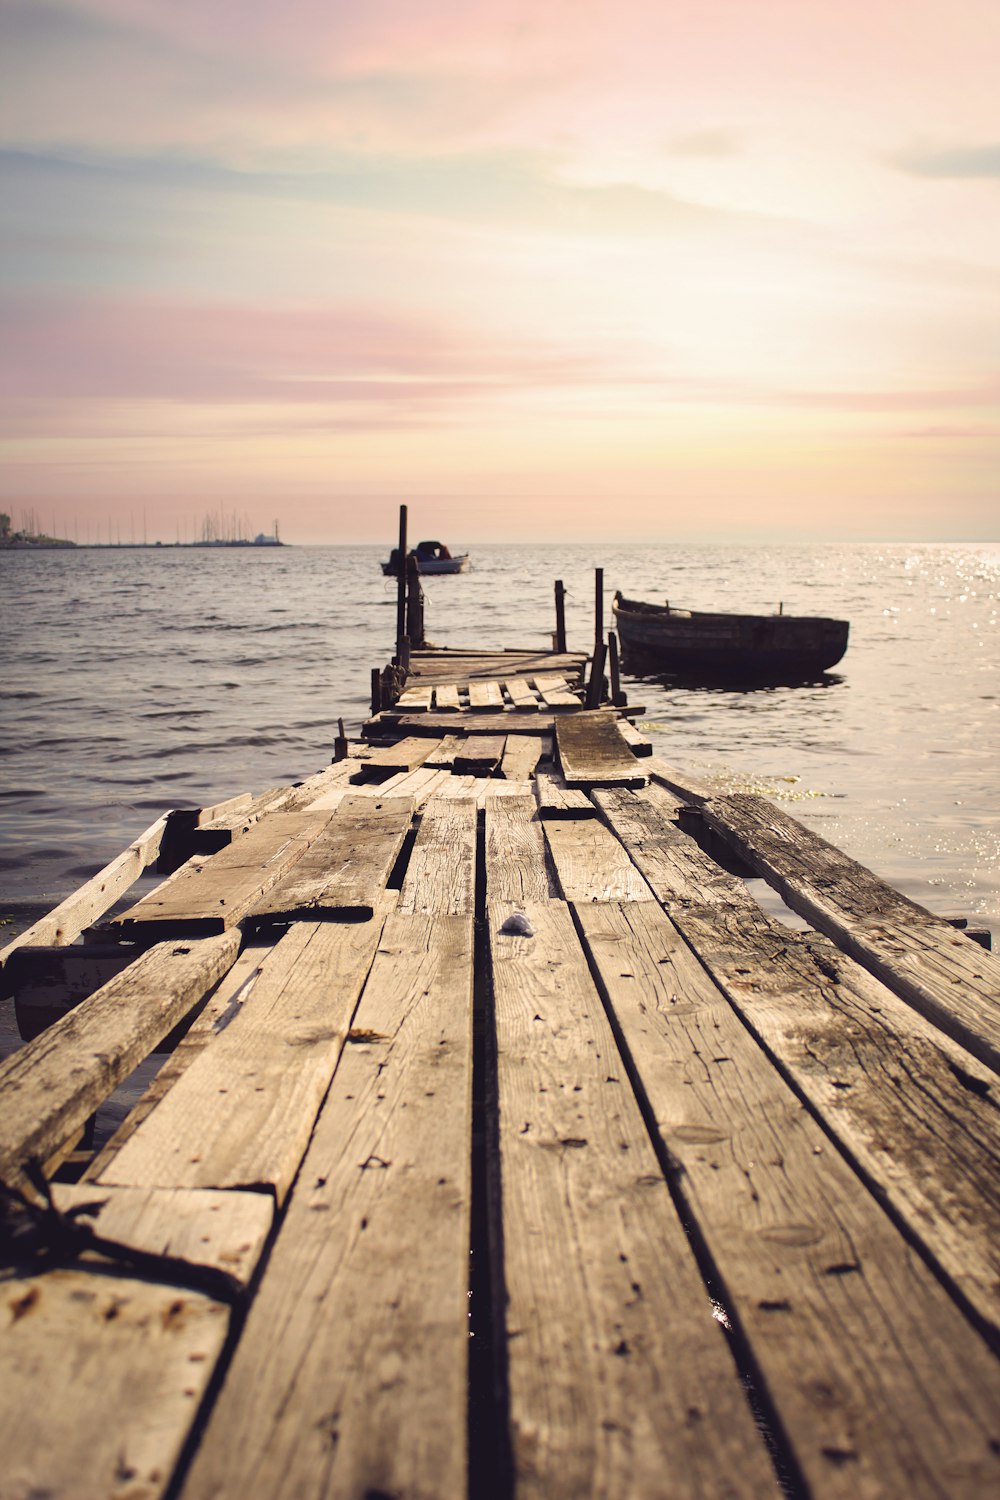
1, 573, 999, 1500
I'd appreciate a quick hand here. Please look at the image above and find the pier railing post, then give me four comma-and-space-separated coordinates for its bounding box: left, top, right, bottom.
406, 553, 424, 647
586, 638, 607, 709
554, 579, 567, 653
395, 502, 408, 662
608, 630, 625, 706
594, 567, 604, 651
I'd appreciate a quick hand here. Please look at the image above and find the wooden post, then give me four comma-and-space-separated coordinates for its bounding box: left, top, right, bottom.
586, 639, 607, 709
594, 567, 604, 651
395, 503, 408, 661
333, 717, 348, 762
371, 667, 382, 715
554, 579, 567, 654
399, 635, 411, 675
608, 631, 625, 707
406, 553, 424, 646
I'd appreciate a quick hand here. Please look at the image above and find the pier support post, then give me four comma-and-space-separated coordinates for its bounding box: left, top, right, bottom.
608, 631, 625, 706
395, 503, 408, 662
586, 639, 607, 709
406, 553, 424, 647
594, 567, 604, 651
554, 579, 567, 653
371, 668, 382, 715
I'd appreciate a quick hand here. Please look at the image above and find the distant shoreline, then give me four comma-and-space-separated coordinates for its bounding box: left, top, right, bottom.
1, 539, 287, 551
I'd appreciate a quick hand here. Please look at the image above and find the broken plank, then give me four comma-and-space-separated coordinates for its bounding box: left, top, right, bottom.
645, 755, 715, 804
0, 932, 240, 1189
424, 734, 466, 768
96, 918, 387, 1203
251, 796, 413, 924
395, 684, 433, 712
110, 813, 332, 939
617, 719, 652, 757
534, 769, 595, 820
504, 676, 538, 708
543, 817, 653, 902
353, 735, 436, 778
0, 814, 168, 993
398, 795, 477, 915
84, 943, 280, 1182
454, 735, 506, 777
180, 912, 475, 1500
500, 734, 547, 782
52, 1182, 273, 1287
485, 791, 555, 903
703, 793, 1000, 1072
532, 673, 582, 709
575, 898, 1000, 1498
433, 682, 462, 712
557, 710, 647, 790
488, 897, 780, 1499
0, 1268, 230, 1500
468, 679, 505, 711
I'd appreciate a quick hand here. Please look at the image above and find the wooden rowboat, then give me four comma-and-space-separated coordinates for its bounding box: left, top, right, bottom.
613, 591, 849, 681
381, 540, 470, 575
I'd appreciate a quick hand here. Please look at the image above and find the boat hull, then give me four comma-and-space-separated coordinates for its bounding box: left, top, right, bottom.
613, 595, 849, 681
381, 555, 470, 576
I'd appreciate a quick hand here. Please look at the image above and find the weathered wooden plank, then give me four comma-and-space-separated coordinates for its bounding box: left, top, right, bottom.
398, 795, 477, 915
368, 711, 564, 736
468, 678, 506, 711
424, 733, 466, 768
433, 682, 462, 711
532, 672, 582, 709
395, 683, 433, 712
500, 733, 547, 782
97, 918, 386, 1202
645, 754, 715, 804
354, 735, 436, 777
454, 735, 507, 776
52, 1182, 273, 1286
488, 897, 780, 1499
111, 813, 332, 938
504, 676, 538, 708
703, 794, 1000, 1071
0, 814, 167, 993
557, 711, 647, 790
181, 912, 475, 1500
575, 899, 1000, 1498
156, 794, 256, 872
616, 719, 652, 757
534, 769, 596, 820
0, 932, 240, 1189
251, 796, 413, 923
544, 817, 653, 902
485, 791, 555, 903
84, 944, 279, 1182
594, 787, 1000, 1337
0, 1269, 229, 1500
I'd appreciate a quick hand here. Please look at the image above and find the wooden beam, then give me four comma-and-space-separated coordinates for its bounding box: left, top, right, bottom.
488, 897, 779, 1498
0, 814, 168, 994
556, 710, 647, 790
251, 796, 413, 924
575, 897, 1000, 1497
702, 793, 1000, 1072
180, 912, 475, 1500
0, 931, 240, 1188
96, 917, 388, 1203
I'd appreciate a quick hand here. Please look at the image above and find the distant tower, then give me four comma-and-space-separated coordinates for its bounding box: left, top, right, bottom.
273, 518, 280, 542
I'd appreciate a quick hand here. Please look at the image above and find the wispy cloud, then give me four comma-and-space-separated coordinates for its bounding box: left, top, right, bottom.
890, 143, 1000, 179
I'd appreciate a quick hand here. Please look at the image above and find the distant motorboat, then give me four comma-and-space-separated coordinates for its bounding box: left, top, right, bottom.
612, 591, 849, 681
382, 540, 470, 576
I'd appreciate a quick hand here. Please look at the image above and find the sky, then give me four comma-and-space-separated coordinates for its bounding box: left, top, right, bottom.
1, 0, 998, 544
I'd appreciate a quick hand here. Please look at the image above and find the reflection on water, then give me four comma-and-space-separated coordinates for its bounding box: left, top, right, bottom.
1, 540, 997, 938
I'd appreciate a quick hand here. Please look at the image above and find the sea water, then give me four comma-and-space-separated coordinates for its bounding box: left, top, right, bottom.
2, 541, 997, 944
